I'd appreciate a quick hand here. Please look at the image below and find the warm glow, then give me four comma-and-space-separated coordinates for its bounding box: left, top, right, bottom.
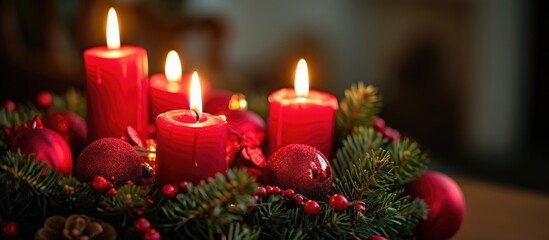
189, 71, 202, 118
294, 59, 309, 98
228, 94, 248, 111
165, 50, 182, 82
106, 8, 120, 49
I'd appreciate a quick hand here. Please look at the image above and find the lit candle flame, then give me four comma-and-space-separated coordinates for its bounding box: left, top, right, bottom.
294, 59, 309, 98
228, 94, 248, 111
165, 50, 182, 82
106, 8, 120, 49
189, 71, 202, 119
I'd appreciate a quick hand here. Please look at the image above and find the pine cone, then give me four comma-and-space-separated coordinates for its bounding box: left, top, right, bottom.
35, 215, 116, 240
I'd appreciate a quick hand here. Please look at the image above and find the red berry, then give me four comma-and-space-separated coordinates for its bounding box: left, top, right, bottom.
107, 187, 117, 196
265, 185, 273, 194
179, 181, 188, 190
1, 221, 18, 239
272, 186, 281, 194
282, 189, 295, 198
352, 201, 366, 216
90, 176, 108, 193
303, 200, 321, 216
143, 228, 161, 240
252, 195, 259, 201
367, 236, 387, 240
294, 195, 304, 205
136, 209, 144, 216
134, 218, 151, 235
2, 101, 15, 112
161, 184, 177, 199
146, 199, 155, 206
328, 194, 349, 212
372, 117, 385, 132
257, 186, 266, 196
126, 180, 134, 185
383, 127, 400, 142
36, 91, 52, 108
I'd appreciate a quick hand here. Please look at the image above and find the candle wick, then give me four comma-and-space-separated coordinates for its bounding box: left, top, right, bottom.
191, 109, 200, 123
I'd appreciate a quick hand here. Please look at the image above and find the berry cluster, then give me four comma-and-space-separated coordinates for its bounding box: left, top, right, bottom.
372, 117, 400, 142
134, 218, 161, 240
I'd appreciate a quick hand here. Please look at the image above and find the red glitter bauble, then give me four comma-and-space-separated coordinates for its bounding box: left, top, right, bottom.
42, 112, 87, 156
90, 176, 108, 193
406, 171, 465, 240
328, 194, 349, 212
76, 138, 142, 185
12, 128, 72, 175
264, 144, 332, 200
303, 200, 321, 216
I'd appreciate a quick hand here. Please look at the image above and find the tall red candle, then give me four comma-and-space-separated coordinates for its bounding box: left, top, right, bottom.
156, 72, 227, 185
84, 8, 148, 142
267, 59, 338, 158
149, 50, 210, 122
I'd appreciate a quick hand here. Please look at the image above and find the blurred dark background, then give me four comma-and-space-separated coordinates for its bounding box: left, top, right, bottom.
0, 0, 547, 192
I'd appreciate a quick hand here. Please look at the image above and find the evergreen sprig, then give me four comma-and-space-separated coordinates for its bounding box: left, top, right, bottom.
387, 138, 430, 184
336, 82, 382, 138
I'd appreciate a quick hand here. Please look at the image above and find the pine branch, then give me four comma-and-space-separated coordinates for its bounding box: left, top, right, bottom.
336, 82, 382, 138
0, 103, 41, 128
387, 138, 430, 184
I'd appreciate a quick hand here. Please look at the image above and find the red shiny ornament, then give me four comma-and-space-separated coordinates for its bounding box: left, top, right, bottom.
303, 200, 321, 216
264, 144, 332, 200
161, 184, 177, 199
12, 128, 72, 175
1, 221, 18, 240
107, 187, 117, 196
328, 194, 349, 212
90, 176, 108, 193
36, 91, 52, 108
294, 195, 304, 205
42, 112, 87, 155
219, 110, 266, 143
2, 100, 15, 112
134, 218, 151, 235
282, 189, 295, 198
406, 171, 465, 240
366, 236, 387, 240
256, 186, 266, 197
76, 138, 142, 185
203, 90, 233, 115
143, 228, 161, 240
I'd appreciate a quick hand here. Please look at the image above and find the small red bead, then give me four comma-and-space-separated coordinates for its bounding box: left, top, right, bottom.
367, 236, 387, 240
136, 209, 144, 216
256, 186, 266, 196
179, 181, 188, 190
303, 200, 321, 216
272, 186, 281, 194
1, 221, 18, 239
2, 101, 15, 112
252, 195, 259, 201
161, 184, 177, 199
282, 189, 295, 198
294, 195, 304, 205
133, 218, 151, 235
90, 176, 108, 193
265, 186, 273, 194
36, 91, 52, 108
126, 180, 134, 185
143, 228, 161, 240
328, 194, 349, 212
383, 127, 400, 142
372, 117, 386, 133
107, 182, 114, 188
107, 187, 117, 196
146, 199, 155, 206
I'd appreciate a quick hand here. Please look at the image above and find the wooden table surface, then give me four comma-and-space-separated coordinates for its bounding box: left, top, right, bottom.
452, 176, 549, 239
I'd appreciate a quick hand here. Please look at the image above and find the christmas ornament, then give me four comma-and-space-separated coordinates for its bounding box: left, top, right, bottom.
76, 138, 142, 185
161, 184, 177, 199
203, 90, 233, 115
2, 100, 15, 112
1, 221, 18, 240
134, 218, 151, 235
12, 127, 72, 175
282, 189, 295, 198
107, 187, 117, 196
217, 94, 266, 142
226, 130, 266, 181
303, 200, 321, 216
366, 236, 387, 240
352, 201, 366, 216
294, 195, 304, 205
34, 214, 116, 240
264, 144, 332, 200
143, 228, 161, 240
328, 194, 349, 212
36, 91, 52, 108
42, 112, 87, 155
257, 186, 266, 197
406, 171, 465, 240
90, 176, 108, 193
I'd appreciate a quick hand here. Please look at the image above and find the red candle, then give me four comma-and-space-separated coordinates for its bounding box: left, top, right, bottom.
267, 59, 338, 158
149, 50, 210, 122
156, 72, 227, 185
84, 8, 148, 142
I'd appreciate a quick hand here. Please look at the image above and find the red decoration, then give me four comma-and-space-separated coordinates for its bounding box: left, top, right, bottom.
256, 186, 266, 197
161, 184, 177, 199
42, 112, 87, 155
372, 117, 385, 132
90, 176, 108, 193
265, 186, 273, 194
134, 218, 151, 235
143, 228, 161, 240
226, 130, 266, 181
264, 144, 332, 200
294, 195, 304, 205
351, 201, 366, 216
303, 200, 321, 216
203, 90, 233, 115
178, 181, 188, 191
328, 194, 349, 212
12, 128, 72, 175
107, 187, 117, 196
2, 100, 15, 112
367, 236, 387, 240
406, 171, 465, 240
76, 138, 142, 185
282, 189, 295, 198
36, 91, 52, 108
1, 221, 18, 240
